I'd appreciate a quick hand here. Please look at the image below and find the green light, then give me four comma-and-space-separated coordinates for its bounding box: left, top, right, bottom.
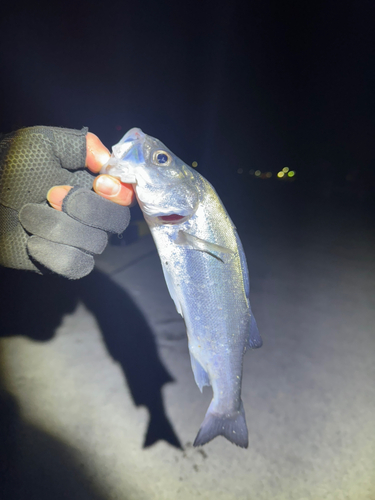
288, 171, 295, 177
255, 170, 261, 176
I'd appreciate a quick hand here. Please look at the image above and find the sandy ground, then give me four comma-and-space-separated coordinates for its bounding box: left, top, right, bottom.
1, 193, 374, 500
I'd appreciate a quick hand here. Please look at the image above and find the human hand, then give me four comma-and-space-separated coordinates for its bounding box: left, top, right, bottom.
47, 132, 135, 210
0, 126, 132, 279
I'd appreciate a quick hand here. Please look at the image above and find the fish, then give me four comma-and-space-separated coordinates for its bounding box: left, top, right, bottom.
101, 128, 262, 448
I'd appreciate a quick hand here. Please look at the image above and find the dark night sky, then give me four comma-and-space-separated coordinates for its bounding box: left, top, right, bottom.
0, 0, 374, 179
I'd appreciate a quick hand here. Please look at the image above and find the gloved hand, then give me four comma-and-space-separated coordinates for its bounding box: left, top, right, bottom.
0, 126, 131, 279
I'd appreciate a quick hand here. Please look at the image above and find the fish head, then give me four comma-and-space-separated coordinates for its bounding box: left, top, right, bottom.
102, 128, 200, 224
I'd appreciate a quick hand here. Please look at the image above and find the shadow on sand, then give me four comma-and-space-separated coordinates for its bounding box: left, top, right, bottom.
0, 266, 181, 499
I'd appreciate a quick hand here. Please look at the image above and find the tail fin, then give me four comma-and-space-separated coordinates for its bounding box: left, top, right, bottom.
193, 400, 248, 448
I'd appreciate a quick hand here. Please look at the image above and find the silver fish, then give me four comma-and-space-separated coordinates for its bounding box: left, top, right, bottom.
102, 128, 262, 447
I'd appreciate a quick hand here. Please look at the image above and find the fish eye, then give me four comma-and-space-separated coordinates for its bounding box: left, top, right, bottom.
152, 150, 172, 166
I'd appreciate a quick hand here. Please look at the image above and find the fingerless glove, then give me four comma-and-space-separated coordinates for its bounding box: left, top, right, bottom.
0, 126, 130, 279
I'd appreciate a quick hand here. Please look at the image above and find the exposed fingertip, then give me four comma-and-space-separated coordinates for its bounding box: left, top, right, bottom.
93, 175, 135, 206
86, 132, 111, 173
94, 175, 121, 196
47, 186, 73, 211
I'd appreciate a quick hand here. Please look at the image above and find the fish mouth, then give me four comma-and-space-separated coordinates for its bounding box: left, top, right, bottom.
158, 214, 187, 224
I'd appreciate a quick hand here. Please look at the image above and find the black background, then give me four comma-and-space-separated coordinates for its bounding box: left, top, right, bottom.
1, 0, 374, 188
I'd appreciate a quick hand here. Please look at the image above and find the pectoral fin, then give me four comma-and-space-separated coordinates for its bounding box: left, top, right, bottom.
175, 231, 234, 262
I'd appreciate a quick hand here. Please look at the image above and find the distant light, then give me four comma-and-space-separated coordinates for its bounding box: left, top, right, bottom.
266, 172, 272, 178
192, 161, 198, 168
237, 168, 243, 174
288, 170, 295, 177
277, 171, 284, 178
249, 169, 255, 175
116, 125, 122, 131
255, 170, 261, 177
282, 167, 289, 173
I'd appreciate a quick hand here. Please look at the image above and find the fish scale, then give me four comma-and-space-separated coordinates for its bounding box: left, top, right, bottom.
102, 128, 262, 447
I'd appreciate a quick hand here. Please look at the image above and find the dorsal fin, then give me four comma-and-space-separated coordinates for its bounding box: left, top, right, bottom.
235, 231, 263, 349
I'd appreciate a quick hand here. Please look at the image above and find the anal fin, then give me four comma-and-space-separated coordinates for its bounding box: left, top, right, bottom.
189, 352, 210, 392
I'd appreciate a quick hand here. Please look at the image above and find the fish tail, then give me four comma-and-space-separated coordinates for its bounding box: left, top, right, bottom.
193, 400, 248, 448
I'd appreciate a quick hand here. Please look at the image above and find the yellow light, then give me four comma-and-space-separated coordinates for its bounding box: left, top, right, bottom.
266, 172, 272, 178
282, 167, 289, 173
288, 170, 295, 177
277, 171, 284, 178
255, 170, 261, 176
192, 161, 198, 168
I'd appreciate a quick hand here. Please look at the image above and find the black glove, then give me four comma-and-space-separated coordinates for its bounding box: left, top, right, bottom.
0, 126, 130, 279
